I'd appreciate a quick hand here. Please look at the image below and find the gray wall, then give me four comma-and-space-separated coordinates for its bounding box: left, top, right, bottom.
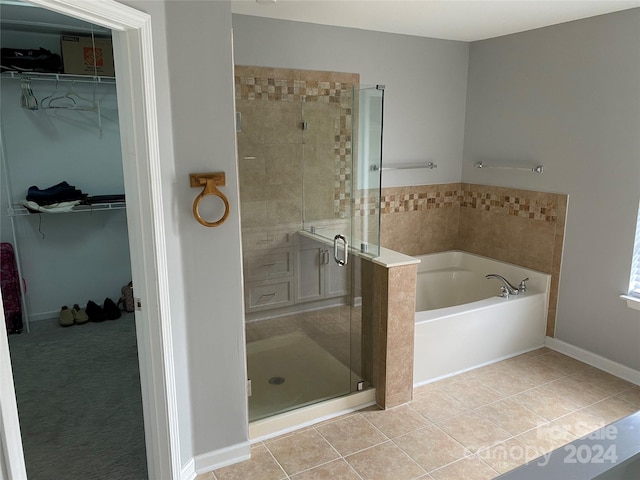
122, 0, 249, 467
232, 14, 469, 188
463, 9, 640, 369
0, 30, 131, 321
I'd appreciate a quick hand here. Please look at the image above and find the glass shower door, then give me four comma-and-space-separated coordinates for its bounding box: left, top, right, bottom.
238, 76, 383, 422
299, 85, 384, 401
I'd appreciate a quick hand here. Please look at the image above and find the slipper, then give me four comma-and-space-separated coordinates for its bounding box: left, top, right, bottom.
86, 300, 107, 322
71, 304, 89, 324
103, 297, 121, 320
58, 306, 74, 327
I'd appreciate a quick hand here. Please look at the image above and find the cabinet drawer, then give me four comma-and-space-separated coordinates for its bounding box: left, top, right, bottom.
246, 279, 293, 311
244, 249, 292, 282
242, 230, 292, 251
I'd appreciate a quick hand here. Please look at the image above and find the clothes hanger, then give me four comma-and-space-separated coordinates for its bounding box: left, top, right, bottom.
40, 79, 73, 109
42, 81, 97, 111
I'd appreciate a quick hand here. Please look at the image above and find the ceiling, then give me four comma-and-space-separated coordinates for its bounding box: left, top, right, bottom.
231, 0, 640, 42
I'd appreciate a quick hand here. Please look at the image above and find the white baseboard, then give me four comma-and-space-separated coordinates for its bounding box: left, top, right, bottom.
191, 441, 251, 476
28, 311, 58, 322
545, 336, 640, 386
180, 458, 196, 480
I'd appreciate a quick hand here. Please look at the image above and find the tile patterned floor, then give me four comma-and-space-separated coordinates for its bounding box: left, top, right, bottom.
197, 348, 640, 480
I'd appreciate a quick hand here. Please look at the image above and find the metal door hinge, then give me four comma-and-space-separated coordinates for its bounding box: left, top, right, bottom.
135, 297, 142, 311
247, 379, 252, 397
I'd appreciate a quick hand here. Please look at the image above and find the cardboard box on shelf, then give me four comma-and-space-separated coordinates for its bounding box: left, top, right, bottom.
60, 35, 115, 77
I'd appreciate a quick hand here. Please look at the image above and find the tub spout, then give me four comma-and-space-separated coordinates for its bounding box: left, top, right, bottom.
485, 274, 520, 296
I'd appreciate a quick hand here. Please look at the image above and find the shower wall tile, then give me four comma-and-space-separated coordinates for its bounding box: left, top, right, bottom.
239, 200, 267, 228
380, 182, 568, 338
235, 65, 359, 227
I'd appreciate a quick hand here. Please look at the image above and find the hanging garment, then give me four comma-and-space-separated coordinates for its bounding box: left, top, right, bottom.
1, 242, 24, 334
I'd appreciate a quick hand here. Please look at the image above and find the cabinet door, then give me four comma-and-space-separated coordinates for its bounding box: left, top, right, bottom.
325, 256, 349, 299
295, 245, 324, 303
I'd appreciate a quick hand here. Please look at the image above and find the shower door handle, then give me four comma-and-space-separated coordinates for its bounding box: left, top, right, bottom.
333, 234, 348, 266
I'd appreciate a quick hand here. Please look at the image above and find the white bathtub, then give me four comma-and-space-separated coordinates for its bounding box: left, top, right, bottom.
413, 251, 551, 386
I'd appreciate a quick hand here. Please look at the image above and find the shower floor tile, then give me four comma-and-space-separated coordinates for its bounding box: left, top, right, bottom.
247, 332, 355, 422
199, 348, 639, 480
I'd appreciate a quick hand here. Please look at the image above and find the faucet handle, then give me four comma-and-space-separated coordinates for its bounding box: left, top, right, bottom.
500, 285, 510, 298
519, 277, 529, 292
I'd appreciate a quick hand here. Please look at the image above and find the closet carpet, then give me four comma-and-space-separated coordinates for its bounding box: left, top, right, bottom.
8, 312, 147, 480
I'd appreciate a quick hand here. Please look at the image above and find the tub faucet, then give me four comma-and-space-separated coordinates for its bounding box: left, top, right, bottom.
485, 274, 521, 296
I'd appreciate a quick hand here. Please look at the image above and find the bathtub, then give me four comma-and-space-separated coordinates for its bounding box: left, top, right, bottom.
413, 251, 551, 386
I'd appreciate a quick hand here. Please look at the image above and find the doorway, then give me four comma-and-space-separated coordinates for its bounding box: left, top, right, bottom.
0, 0, 178, 479
0, 4, 144, 479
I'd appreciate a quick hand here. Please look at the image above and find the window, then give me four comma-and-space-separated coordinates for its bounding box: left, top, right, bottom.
627, 201, 640, 303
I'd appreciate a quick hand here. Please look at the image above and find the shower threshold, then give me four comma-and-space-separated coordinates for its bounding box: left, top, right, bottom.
249, 387, 375, 441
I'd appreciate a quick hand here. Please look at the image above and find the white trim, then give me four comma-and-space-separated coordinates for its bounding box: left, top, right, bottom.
180, 458, 196, 480
620, 294, 640, 311
24, 311, 58, 323
0, 1, 180, 479
0, 306, 27, 480
192, 442, 251, 475
545, 336, 640, 385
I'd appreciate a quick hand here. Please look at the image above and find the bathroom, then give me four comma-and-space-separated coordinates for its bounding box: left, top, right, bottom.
231, 5, 639, 379
1, 1, 639, 479
229, 2, 640, 473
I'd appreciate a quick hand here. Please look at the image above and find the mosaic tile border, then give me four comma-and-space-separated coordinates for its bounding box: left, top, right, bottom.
380, 190, 461, 214
236, 76, 349, 104
380, 184, 559, 222
460, 188, 558, 222
354, 194, 382, 217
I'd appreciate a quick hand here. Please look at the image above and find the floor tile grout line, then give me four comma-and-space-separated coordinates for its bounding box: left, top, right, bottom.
472, 452, 502, 477
416, 364, 634, 429
261, 438, 303, 480
314, 414, 431, 479
388, 431, 476, 475
214, 349, 638, 480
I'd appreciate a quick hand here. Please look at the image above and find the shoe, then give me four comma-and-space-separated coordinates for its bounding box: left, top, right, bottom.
58, 306, 74, 327
71, 304, 89, 325
103, 297, 121, 320
86, 300, 107, 322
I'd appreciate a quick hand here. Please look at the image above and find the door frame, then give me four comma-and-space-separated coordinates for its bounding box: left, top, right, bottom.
0, 1, 180, 478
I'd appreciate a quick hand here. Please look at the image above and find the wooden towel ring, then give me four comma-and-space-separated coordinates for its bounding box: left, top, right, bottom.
189, 173, 230, 227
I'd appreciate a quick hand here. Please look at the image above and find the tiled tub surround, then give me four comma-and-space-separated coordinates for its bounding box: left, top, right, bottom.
380, 183, 567, 337
371, 262, 418, 408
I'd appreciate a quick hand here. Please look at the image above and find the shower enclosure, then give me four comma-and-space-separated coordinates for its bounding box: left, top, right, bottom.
235, 67, 383, 422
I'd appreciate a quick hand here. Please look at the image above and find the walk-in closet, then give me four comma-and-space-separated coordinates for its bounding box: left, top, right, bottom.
1, 2, 146, 478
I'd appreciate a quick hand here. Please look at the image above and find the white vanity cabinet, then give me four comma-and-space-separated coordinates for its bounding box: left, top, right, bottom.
242, 230, 294, 313
242, 229, 350, 316
294, 234, 349, 304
